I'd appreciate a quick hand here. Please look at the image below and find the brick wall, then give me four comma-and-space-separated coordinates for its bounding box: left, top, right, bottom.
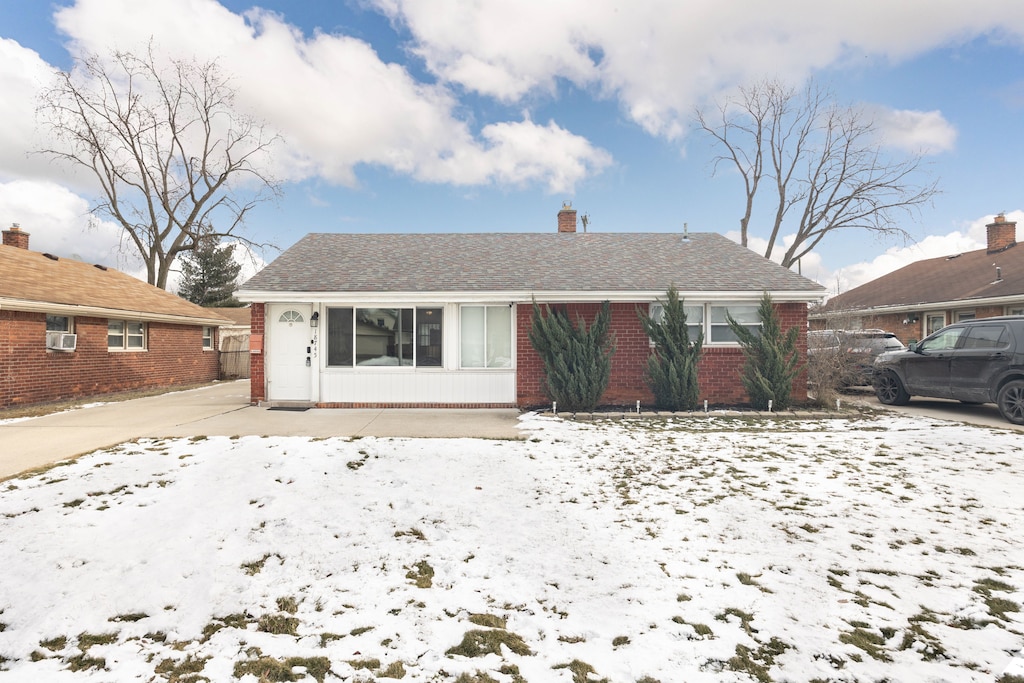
0, 310, 220, 409
249, 302, 266, 403
516, 301, 808, 409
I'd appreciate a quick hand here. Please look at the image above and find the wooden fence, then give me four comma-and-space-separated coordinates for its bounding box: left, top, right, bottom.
219, 334, 250, 379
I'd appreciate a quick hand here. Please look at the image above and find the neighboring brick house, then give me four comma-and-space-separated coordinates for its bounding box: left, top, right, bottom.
0, 224, 231, 409
812, 214, 1024, 344
236, 205, 825, 409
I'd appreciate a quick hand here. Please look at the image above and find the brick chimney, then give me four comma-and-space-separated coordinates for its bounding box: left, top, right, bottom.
986, 213, 1016, 253
557, 201, 577, 233
2, 223, 29, 250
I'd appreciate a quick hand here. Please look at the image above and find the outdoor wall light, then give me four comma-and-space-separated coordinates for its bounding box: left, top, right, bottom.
310, 311, 320, 328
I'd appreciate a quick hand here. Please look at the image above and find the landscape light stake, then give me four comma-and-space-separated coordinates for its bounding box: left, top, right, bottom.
768, 399, 774, 413
552, 401, 557, 415
636, 400, 641, 414
704, 399, 708, 413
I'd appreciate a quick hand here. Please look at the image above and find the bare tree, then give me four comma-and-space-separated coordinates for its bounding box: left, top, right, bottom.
695, 78, 938, 269
37, 46, 279, 289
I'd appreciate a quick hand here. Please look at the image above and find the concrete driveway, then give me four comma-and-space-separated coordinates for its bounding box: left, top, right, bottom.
0, 381, 524, 480
843, 385, 1024, 432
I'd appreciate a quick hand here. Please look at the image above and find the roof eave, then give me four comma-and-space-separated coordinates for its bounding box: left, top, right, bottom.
810, 292, 1024, 319
238, 288, 825, 304
0, 298, 231, 326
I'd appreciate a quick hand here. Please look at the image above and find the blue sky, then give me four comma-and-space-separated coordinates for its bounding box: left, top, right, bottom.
2, 0, 1024, 295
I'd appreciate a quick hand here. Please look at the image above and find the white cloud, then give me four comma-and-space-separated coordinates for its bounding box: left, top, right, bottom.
47, 0, 611, 193
373, 0, 1024, 138
869, 106, 958, 154
0, 40, 70, 184
0, 179, 130, 267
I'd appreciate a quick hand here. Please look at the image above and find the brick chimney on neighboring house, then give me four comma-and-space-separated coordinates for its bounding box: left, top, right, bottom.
557, 201, 577, 233
2, 223, 29, 250
986, 213, 1016, 253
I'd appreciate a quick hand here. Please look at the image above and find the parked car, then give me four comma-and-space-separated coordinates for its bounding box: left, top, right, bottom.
808, 329, 905, 385
872, 316, 1024, 424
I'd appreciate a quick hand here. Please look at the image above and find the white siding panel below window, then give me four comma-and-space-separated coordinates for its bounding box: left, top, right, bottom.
320, 370, 515, 404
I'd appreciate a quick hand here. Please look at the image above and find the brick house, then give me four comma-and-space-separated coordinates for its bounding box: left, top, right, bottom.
812, 214, 1024, 344
236, 204, 825, 408
0, 225, 231, 409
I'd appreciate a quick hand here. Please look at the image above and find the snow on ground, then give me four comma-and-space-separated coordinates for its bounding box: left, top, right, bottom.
0, 413, 1022, 682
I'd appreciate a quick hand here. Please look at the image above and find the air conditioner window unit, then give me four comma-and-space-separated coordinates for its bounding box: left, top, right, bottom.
46, 332, 77, 351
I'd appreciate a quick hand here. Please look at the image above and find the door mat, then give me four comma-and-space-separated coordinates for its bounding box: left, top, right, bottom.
268, 406, 310, 412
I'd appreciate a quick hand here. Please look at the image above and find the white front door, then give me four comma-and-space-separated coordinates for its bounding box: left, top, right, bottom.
267, 304, 313, 402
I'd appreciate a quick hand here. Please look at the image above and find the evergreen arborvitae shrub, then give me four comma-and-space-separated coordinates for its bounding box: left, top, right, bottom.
528, 301, 615, 412
637, 286, 703, 411
177, 236, 243, 306
727, 292, 802, 410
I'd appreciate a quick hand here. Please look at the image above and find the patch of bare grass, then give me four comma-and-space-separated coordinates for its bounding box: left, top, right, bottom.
839, 627, 892, 662
257, 613, 299, 636
233, 654, 331, 682
405, 559, 434, 588
154, 653, 209, 680
552, 659, 609, 683
468, 613, 506, 629
446, 629, 532, 657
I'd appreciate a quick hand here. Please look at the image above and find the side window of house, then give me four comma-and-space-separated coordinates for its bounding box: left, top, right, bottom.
649, 303, 704, 343
926, 314, 945, 336
460, 305, 512, 368
45, 314, 76, 351
709, 304, 760, 343
109, 320, 147, 350
202, 326, 214, 350
46, 314, 72, 333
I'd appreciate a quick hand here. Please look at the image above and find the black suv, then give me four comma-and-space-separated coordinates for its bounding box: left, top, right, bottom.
872, 316, 1024, 424
809, 329, 905, 384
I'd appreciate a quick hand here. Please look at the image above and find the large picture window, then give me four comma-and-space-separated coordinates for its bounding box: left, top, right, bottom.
327, 307, 442, 367
461, 305, 512, 368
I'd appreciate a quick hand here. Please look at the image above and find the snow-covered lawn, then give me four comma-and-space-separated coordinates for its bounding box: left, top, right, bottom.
0, 413, 1022, 682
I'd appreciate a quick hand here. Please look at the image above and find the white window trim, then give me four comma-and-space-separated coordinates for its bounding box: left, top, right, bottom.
45, 314, 74, 333
925, 313, 946, 336
645, 302, 762, 346
648, 302, 705, 347
108, 320, 147, 352
202, 326, 214, 350
325, 305, 447, 370
459, 304, 515, 370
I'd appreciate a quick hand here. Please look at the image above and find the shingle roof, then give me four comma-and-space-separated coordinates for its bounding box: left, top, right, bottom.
824, 242, 1024, 312
206, 306, 251, 327
240, 232, 824, 295
0, 244, 231, 325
